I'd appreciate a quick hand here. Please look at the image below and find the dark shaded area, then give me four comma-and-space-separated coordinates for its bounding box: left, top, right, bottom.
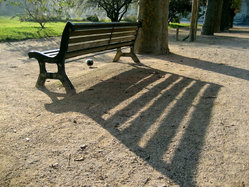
168, 26, 249, 49
195, 35, 249, 49
41, 65, 221, 186
227, 28, 249, 34
220, 0, 234, 32
158, 53, 249, 81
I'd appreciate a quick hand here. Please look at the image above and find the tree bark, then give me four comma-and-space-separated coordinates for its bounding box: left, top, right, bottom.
135, 0, 170, 54
189, 0, 200, 41
201, 0, 218, 35
214, 0, 223, 33
220, 0, 234, 31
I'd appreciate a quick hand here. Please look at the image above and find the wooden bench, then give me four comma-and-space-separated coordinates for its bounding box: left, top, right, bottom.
28, 21, 141, 93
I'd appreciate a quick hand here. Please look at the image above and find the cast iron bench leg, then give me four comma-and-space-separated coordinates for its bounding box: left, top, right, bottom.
113, 48, 123, 62
36, 60, 75, 93
130, 46, 140, 63
57, 63, 76, 93
36, 60, 47, 88
113, 47, 140, 64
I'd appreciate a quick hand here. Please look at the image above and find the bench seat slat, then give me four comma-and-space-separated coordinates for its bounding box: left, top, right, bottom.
65, 41, 133, 59
42, 49, 60, 54
72, 22, 139, 30
69, 33, 111, 44
46, 52, 59, 57
68, 36, 135, 52
69, 31, 136, 44
70, 27, 137, 37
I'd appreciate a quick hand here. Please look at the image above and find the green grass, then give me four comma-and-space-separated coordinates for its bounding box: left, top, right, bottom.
168, 22, 203, 29
168, 23, 190, 29
0, 16, 66, 42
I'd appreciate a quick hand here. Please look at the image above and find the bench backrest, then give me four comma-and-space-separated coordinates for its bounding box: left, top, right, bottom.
58, 22, 140, 60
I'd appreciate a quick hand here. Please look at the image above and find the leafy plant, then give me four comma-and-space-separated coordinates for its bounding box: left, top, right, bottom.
232, 0, 241, 13
5, 0, 74, 28
168, 0, 192, 23
123, 15, 137, 22
86, 15, 99, 22
76, 0, 138, 22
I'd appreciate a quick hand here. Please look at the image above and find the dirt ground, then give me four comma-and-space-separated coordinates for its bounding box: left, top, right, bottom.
0, 27, 249, 187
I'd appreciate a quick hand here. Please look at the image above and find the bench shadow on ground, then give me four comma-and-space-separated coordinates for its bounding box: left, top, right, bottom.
41, 63, 221, 186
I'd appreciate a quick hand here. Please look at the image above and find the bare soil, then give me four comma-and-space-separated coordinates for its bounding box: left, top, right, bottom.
0, 27, 249, 187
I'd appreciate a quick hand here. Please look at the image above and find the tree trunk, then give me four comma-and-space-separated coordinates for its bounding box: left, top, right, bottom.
135, 0, 170, 54
214, 0, 223, 33
220, 0, 234, 31
201, 0, 218, 35
189, 0, 200, 41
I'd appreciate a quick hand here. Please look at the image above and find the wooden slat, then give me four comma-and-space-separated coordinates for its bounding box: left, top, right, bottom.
65, 41, 133, 59
70, 27, 137, 37
72, 22, 139, 30
69, 31, 136, 44
42, 49, 59, 54
110, 36, 135, 44
109, 31, 137, 38
68, 40, 109, 52
46, 52, 59, 57
69, 33, 111, 44
68, 36, 135, 52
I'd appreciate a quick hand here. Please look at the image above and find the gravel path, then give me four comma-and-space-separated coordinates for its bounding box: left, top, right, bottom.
0, 27, 248, 186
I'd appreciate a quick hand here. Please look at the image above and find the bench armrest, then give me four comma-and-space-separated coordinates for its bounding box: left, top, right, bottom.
28, 50, 59, 63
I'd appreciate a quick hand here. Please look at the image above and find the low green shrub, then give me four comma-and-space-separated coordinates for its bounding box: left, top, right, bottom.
86, 15, 99, 22
122, 16, 137, 22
